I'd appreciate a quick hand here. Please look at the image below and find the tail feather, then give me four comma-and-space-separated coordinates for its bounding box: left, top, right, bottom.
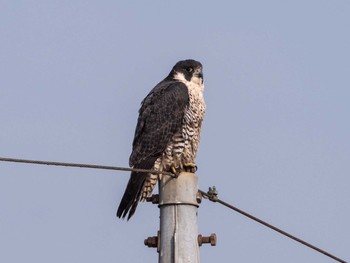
116, 158, 157, 220
116, 171, 146, 220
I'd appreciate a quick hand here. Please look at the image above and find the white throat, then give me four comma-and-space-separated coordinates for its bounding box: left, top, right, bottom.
173, 72, 204, 93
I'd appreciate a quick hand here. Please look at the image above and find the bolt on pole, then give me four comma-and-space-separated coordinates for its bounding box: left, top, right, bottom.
158, 172, 200, 263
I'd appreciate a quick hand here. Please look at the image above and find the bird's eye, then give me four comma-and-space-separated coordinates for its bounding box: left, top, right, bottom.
186, 67, 193, 72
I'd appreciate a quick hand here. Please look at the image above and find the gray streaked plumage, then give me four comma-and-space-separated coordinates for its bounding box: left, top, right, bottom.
117, 59, 206, 220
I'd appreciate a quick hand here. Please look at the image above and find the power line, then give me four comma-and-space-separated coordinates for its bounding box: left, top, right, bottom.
199, 189, 347, 263
0, 156, 347, 263
0, 157, 175, 177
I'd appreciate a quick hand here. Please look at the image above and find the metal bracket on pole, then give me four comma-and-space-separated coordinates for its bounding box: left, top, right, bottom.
198, 233, 217, 247
146, 194, 159, 204
144, 173, 217, 263
144, 231, 160, 252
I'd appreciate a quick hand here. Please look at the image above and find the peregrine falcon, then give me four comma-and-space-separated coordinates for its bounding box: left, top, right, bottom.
117, 59, 206, 220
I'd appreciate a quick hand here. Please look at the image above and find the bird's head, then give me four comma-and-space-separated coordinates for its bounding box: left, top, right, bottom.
169, 59, 203, 86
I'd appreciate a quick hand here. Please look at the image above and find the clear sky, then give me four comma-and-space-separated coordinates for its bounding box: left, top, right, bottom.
0, 1, 349, 262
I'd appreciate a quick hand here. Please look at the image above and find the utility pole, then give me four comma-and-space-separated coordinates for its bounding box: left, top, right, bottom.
158, 172, 200, 263
144, 172, 216, 263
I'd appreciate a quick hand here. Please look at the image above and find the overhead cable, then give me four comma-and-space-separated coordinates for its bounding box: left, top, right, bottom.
0, 156, 347, 263
199, 188, 347, 263
0, 156, 175, 177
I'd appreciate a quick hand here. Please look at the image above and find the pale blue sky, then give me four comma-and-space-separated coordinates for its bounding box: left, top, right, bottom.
0, 1, 349, 262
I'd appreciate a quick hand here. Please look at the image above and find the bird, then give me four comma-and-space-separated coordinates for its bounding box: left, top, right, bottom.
117, 59, 206, 220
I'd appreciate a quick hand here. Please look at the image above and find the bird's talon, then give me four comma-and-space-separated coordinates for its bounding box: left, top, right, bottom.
184, 163, 197, 173
170, 166, 176, 174
170, 166, 179, 177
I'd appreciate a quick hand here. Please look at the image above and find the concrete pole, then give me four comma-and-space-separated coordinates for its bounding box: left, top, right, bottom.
158, 172, 200, 263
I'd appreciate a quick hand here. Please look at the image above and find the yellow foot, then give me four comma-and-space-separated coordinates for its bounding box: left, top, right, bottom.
183, 163, 197, 173
170, 166, 177, 174
170, 166, 180, 177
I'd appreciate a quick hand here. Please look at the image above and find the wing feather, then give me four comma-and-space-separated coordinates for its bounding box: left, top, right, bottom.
129, 81, 189, 166
117, 80, 189, 220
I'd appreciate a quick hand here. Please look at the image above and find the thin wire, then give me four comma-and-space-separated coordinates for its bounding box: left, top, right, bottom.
0, 157, 176, 177
0, 156, 347, 262
199, 190, 347, 263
